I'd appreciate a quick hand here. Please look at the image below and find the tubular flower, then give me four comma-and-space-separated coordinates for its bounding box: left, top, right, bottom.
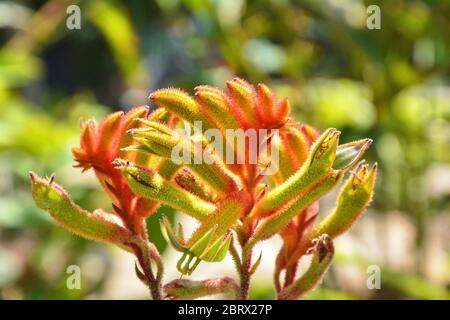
29, 107, 178, 299
71, 106, 180, 235
30, 77, 377, 300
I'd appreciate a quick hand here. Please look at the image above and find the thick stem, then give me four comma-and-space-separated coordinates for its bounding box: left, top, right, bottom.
149, 279, 162, 300
240, 269, 251, 300
239, 244, 253, 300
129, 236, 163, 300
284, 263, 298, 288
164, 277, 240, 300
140, 249, 162, 300
229, 240, 243, 275
273, 254, 282, 294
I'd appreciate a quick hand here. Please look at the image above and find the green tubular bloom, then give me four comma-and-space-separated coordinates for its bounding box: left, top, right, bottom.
149, 88, 216, 131
195, 87, 241, 132
250, 170, 344, 244
310, 162, 377, 239
30, 172, 131, 245
251, 128, 340, 218
114, 159, 215, 221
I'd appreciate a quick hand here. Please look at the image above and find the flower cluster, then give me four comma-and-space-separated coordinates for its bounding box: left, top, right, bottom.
30, 78, 376, 300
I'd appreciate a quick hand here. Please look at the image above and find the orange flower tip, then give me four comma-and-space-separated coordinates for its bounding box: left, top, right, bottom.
257, 83, 276, 98
194, 90, 211, 98
301, 124, 320, 143
226, 78, 253, 94
277, 98, 291, 116
231, 77, 253, 89
148, 89, 164, 102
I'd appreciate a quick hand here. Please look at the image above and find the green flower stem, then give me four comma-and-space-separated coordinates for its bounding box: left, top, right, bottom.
164, 277, 239, 300
278, 235, 334, 300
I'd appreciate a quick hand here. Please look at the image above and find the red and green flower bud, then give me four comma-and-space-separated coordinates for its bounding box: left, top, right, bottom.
275, 98, 291, 124
250, 170, 343, 244
126, 120, 241, 194
195, 86, 241, 132
30, 172, 131, 245
149, 88, 215, 131
256, 83, 276, 124
226, 78, 258, 127
250, 128, 340, 219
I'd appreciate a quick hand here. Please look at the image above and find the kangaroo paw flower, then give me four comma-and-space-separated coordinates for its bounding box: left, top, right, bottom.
114, 159, 215, 221
30, 172, 131, 245
149, 88, 215, 131
250, 128, 341, 219
310, 162, 378, 239
29, 77, 377, 300
126, 119, 242, 194
250, 170, 343, 243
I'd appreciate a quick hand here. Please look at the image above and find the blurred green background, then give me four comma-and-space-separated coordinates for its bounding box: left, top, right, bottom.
0, 0, 449, 299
